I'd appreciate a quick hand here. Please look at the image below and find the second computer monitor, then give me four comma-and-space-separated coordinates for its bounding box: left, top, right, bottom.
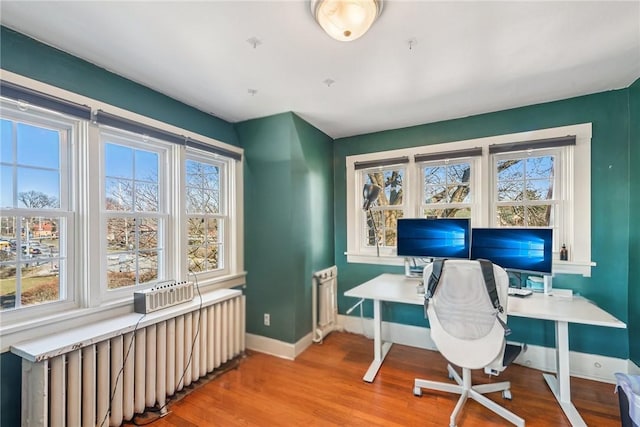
397, 218, 470, 259
470, 228, 553, 275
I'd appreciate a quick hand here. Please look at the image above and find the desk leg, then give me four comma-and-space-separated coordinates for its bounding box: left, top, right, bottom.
363, 299, 392, 383
542, 320, 587, 427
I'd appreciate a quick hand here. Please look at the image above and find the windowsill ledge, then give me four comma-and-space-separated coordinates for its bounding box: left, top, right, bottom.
0, 273, 247, 353
11, 288, 242, 362
346, 253, 595, 277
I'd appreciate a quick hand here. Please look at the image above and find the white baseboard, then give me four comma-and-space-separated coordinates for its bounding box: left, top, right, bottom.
338, 314, 633, 384
245, 332, 313, 360
629, 360, 640, 375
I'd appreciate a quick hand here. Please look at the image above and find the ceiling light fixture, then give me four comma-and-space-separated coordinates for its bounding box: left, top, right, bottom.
311, 0, 383, 42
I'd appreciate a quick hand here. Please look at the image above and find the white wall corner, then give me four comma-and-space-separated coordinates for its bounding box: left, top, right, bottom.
629, 360, 640, 376
245, 332, 314, 361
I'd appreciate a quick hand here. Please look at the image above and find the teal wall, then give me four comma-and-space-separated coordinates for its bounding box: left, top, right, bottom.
0, 26, 240, 427
0, 27, 239, 145
236, 113, 334, 343
629, 78, 640, 366
335, 90, 632, 359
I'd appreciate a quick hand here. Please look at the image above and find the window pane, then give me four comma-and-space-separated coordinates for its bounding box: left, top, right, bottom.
365, 209, 402, 247
202, 189, 219, 214
424, 208, 471, 218
134, 182, 158, 212
17, 168, 60, 208
106, 217, 135, 251
0, 265, 17, 310
186, 160, 220, 215
16, 123, 60, 169
365, 170, 403, 206
525, 156, 554, 180
134, 150, 158, 181
526, 205, 554, 227
186, 187, 202, 213
21, 263, 59, 307
447, 184, 470, 203
364, 210, 381, 247
424, 166, 445, 186
497, 159, 523, 181
447, 163, 470, 184
188, 245, 206, 272
497, 180, 524, 202
105, 144, 133, 179
1, 119, 13, 163
206, 245, 219, 270
105, 178, 133, 211
1, 166, 13, 208
496, 206, 525, 226
525, 179, 553, 200
139, 251, 158, 284
424, 185, 446, 203
138, 218, 158, 250
107, 255, 135, 289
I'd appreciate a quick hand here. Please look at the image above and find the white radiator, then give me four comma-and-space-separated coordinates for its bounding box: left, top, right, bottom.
13, 289, 245, 427
312, 265, 338, 343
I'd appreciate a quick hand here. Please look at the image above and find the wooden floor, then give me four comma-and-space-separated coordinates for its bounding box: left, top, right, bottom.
138, 332, 621, 426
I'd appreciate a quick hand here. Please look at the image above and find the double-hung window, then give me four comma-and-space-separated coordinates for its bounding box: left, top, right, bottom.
0, 99, 77, 316
346, 124, 591, 275
101, 129, 169, 291
0, 76, 244, 348
489, 137, 576, 254
356, 157, 408, 255
185, 150, 229, 277
417, 148, 482, 219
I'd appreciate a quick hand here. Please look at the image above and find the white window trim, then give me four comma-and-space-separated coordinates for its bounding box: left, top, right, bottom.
0, 101, 80, 325
346, 123, 593, 276
184, 148, 232, 281
0, 69, 245, 351
98, 129, 172, 304
418, 156, 481, 221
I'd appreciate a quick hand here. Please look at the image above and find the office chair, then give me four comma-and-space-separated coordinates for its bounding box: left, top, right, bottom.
413, 259, 525, 427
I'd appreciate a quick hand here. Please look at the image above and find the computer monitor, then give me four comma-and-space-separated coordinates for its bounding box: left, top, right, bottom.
470, 228, 553, 275
397, 218, 470, 259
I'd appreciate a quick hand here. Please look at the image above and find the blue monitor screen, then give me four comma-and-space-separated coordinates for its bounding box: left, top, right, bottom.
397, 218, 470, 259
470, 228, 553, 274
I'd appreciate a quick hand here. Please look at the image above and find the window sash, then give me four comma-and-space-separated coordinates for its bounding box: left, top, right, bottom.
185, 150, 230, 276
346, 124, 590, 273
0, 102, 76, 315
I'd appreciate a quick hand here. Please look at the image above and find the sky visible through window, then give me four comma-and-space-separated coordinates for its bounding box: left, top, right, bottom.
1, 119, 61, 208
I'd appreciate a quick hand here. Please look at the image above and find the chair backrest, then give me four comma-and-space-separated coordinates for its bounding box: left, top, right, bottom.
423, 259, 509, 370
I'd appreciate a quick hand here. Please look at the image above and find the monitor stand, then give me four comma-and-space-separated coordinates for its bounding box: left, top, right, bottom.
543, 275, 553, 295
404, 257, 430, 278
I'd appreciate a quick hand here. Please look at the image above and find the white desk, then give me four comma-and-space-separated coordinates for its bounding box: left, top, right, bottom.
344, 273, 626, 427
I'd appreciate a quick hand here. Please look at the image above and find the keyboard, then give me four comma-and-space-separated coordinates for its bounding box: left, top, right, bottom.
508, 288, 533, 297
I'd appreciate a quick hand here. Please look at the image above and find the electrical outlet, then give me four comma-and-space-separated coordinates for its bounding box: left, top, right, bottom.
263, 313, 270, 326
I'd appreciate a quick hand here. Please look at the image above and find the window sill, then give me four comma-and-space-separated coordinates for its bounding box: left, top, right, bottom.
346, 253, 595, 277
11, 287, 243, 362
346, 253, 406, 266
0, 273, 246, 353
552, 260, 596, 277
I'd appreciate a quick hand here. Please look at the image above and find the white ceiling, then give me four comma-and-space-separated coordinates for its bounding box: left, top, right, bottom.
1, 1, 639, 139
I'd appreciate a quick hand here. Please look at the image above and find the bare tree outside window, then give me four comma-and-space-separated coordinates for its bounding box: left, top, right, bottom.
103, 142, 162, 289
422, 161, 472, 219
364, 169, 404, 248
496, 155, 555, 227
186, 158, 223, 273
1, 116, 66, 311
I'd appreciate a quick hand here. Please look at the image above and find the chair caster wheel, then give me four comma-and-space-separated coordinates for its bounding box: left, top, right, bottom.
502, 390, 512, 400
413, 387, 422, 397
